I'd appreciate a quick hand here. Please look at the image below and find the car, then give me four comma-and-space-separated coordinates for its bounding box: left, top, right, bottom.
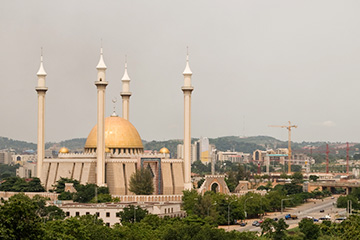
320, 209, 325, 213
252, 221, 261, 227
258, 220, 264, 224
239, 222, 247, 227
331, 196, 335, 199
285, 214, 298, 220
272, 218, 278, 221
313, 218, 319, 222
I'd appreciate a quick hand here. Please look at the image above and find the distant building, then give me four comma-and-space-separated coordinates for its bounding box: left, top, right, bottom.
177, 137, 215, 164
12, 154, 36, 165
217, 151, 250, 163
0, 150, 14, 165
59, 202, 185, 227
17, 161, 37, 178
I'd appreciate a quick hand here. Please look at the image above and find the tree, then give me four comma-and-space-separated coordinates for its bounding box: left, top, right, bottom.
309, 175, 319, 182
260, 218, 275, 237
129, 168, 154, 195
291, 172, 303, 184
118, 205, 148, 223
273, 218, 288, 240
0, 194, 45, 239
74, 184, 109, 203
0, 177, 45, 192
53, 177, 80, 193
298, 218, 320, 240
225, 171, 237, 192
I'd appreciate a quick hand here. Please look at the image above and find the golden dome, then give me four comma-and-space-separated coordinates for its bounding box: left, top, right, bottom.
105, 147, 110, 153
59, 147, 69, 153
159, 147, 170, 154
84, 116, 143, 150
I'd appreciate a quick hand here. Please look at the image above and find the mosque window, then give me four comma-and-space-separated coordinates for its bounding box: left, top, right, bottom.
66, 212, 70, 217
75, 212, 80, 216
106, 223, 110, 227
86, 212, 90, 215
96, 212, 100, 217
106, 212, 110, 217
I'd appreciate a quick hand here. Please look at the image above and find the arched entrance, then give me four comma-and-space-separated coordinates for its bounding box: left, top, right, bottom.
211, 182, 219, 193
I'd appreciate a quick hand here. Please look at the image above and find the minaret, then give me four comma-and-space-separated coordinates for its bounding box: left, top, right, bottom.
95, 48, 108, 186
120, 57, 131, 120
182, 49, 194, 190
36, 51, 48, 180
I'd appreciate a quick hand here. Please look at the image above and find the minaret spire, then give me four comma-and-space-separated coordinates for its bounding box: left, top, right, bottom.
120, 55, 132, 120
95, 47, 108, 186
182, 47, 194, 190
36, 48, 48, 181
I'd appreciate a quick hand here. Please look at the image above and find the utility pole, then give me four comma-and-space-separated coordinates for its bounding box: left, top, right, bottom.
269, 121, 297, 174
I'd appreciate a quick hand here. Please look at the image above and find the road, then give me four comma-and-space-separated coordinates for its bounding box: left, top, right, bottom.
222, 196, 345, 232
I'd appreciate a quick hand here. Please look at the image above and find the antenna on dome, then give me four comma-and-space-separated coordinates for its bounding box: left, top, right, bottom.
111, 97, 118, 116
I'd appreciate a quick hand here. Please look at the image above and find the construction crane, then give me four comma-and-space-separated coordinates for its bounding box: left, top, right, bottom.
269, 121, 298, 174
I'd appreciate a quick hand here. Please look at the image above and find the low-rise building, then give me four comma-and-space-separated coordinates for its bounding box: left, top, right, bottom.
58, 202, 185, 226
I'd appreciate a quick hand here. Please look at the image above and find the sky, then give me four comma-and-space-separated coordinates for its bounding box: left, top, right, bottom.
1, 0, 360, 143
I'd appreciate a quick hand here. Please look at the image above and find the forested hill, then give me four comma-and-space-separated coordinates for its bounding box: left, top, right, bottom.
1, 135, 357, 156
0, 137, 36, 153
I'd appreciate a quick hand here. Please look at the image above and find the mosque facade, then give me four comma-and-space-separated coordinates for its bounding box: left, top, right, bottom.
35, 49, 194, 195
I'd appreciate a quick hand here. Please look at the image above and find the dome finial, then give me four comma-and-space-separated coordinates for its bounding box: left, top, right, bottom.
96, 41, 107, 70
37, 47, 47, 76
183, 46, 192, 75
122, 55, 130, 81
111, 97, 118, 117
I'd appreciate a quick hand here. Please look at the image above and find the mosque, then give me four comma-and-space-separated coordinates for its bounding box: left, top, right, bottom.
35, 48, 194, 196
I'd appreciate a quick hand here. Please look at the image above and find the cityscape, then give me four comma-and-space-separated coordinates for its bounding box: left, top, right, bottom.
1, 1, 360, 240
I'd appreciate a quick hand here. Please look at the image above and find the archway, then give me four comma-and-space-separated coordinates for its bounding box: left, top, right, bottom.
211, 182, 219, 193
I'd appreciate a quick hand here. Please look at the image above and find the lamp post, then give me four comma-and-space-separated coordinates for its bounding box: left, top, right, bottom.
228, 199, 238, 228
244, 196, 253, 219
281, 198, 293, 214
207, 202, 217, 216
347, 200, 352, 218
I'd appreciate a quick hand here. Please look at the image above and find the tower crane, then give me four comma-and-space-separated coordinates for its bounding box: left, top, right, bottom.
269, 121, 298, 174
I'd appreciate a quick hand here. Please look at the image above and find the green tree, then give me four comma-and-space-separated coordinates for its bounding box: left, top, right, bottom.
260, 218, 275, 237
74, 184, 109, 203
0, 194, 45, 239
53, 177, 80, 193
309, 175, 319, 182
291, 172, 304, 184
298, 218, 320, 240
129, 168, 154, 195
273, 218, 289, 240
118, 205, 148, 223
225, 171, 237, 192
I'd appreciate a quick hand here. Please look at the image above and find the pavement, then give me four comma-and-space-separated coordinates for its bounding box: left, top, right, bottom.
219, 195, 345, 232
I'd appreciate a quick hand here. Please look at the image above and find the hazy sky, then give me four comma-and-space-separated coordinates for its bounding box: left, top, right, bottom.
1, 0, 360, 143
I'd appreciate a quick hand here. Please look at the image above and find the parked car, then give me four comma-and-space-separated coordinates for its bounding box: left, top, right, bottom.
313, 218, 319, 222
239, 222, 247, 227
272, 218, 278, 221
252, 221, 260, 227
320, 209, 325, 213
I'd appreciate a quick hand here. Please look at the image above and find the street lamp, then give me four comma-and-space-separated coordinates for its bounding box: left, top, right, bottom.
228, 199, 238, 228
244, 196, 254, 219
207, 202, 217, 216
347, 200, 352, 218
281, 198, 293, 214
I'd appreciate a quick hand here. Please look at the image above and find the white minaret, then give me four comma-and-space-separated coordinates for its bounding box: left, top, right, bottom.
36, 52, 48, 179
182, 49, 194, 190
120, 57, 131, 120
95, 48, 108, 186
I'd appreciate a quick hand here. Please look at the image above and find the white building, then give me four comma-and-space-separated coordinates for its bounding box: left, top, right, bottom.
59, 202, 185, 227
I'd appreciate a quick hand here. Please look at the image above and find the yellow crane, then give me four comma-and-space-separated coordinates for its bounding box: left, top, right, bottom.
269, 121, 297, 174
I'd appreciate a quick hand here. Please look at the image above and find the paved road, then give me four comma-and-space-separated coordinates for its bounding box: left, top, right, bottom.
229, 196, 345, 232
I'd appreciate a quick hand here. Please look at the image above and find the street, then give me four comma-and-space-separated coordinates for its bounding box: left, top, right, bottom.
220, 196, 345, 232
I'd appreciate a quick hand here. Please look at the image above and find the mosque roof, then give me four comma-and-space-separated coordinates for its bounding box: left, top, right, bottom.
84, 116, 143, 149
59, 147, 69, 153
159, 147, 170, 154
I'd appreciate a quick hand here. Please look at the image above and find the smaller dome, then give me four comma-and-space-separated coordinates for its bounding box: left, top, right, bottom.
59, 147, 69, 154
159, 147, 170, 154
105, 147, 111, 153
